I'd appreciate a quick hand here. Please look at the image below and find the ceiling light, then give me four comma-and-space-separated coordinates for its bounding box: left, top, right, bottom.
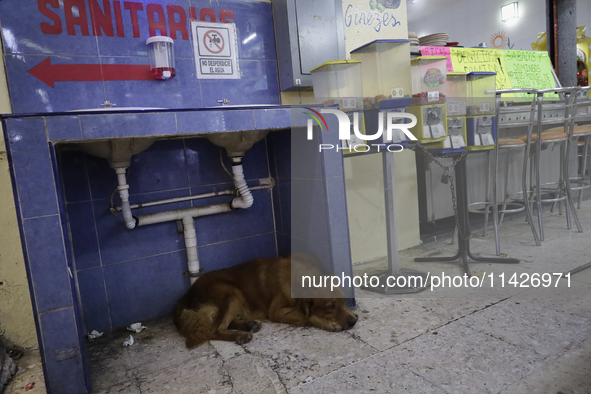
501, 2, 518, 22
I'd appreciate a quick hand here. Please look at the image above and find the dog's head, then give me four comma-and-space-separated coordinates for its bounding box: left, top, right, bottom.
298, 298, 358, 331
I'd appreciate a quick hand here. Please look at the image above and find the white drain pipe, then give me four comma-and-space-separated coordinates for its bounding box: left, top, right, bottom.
230, 158, 254, 209
129, 156, 256, 283
115, 167, 137, 229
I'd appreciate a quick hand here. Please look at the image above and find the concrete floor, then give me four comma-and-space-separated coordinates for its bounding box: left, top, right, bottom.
6, 201, 591, 394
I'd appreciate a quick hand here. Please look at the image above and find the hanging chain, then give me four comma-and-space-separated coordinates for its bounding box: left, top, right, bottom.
410, 142, 471, 241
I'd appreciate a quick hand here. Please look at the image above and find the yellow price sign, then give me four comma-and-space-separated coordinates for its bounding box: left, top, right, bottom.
449, 48, 512, 91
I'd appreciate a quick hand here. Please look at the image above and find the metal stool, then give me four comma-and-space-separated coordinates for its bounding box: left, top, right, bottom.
522, 88, 583, 241
492, 88, 540, 254
545, 124, 591, 208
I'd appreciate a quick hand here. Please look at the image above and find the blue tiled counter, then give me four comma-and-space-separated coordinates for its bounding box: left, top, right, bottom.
2, 106, 297, 393
2, 106, 355, 394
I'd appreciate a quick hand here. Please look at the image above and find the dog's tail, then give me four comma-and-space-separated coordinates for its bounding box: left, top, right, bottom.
173, 300, 217, 349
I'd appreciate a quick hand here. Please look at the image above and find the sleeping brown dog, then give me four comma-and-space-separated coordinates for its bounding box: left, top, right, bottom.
173, 255, 358, 348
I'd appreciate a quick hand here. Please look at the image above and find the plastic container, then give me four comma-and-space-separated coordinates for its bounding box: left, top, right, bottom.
467, 72, 496, 115
411, 56, 447, 105
146, 36, 175, 80
446, 72, 467, 116
310, 60, 363, 111
350, 39, 412, 109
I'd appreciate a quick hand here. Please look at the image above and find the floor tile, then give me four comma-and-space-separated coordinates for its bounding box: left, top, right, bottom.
243, 326, 376, 390
387, 321, 545, 394
499, 337, 591, 394
350, 298, 449, 351
459, 299, 591, 357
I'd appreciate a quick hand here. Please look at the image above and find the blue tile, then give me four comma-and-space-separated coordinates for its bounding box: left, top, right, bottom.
76, 267, 111, 333
241, 137, 270, 179
80, 112, 177, 139
194, 189, 275, 245
319, 116, 345, 178
127, 138, 190, 194
326, 176, 350, 245
59, 150, 91, 203
5, 55, 106, 113
276, 232, 290, 257
198, 232, 277, 272
290, 108, 312, 128
271, 184, 283, 234
23, 215, 73, 313
268, 129, 291, 180
199, 60, 280, 107
47, 116, 82, 141
290, 127, 323, 180
39, 308, 87, 394
103, 250, 190, 328
94, 0, 193, 58
103, 57, 202, 109
93, 189, 191, 265
290, 178, 330, 246
255, 108, 291, 130
6, 118, 59, 218
67, 201, 101, 271
185, 136, 267, 188
331, 242, 355, 299
177, 109, 255, 134
277, 179, 291, 238
231, 1, 277, 61
85, 152, 118, 201
290, 236, 332, 276
0, 2, 99, 56
86, 138, 190, 200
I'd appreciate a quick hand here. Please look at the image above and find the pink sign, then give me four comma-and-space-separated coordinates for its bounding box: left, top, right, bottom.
419, 46, 453, 72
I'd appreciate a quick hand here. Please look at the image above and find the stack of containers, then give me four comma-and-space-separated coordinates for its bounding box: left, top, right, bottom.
407, 56, 448, 143
428, 72, 468, 154
466, 72, 497, 151
350, 39, 413, 147
310, 60, 366, 154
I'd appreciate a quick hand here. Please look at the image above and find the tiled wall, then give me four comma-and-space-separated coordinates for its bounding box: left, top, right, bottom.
0, 0, 280, 113
59, 135, 280, 332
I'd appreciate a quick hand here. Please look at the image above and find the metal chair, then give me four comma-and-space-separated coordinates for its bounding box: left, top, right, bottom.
491, 88, 540, 254
525, 87, 583, 241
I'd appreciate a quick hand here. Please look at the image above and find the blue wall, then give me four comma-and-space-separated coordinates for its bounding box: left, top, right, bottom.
58, 135, 284, 332
0, 0, 285, 333
0, 0, 280, 113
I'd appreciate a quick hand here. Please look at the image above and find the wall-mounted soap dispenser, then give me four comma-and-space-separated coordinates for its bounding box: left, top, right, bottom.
146, 36, 175, 80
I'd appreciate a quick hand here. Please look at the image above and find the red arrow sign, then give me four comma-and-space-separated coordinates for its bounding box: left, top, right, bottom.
28, 57, 153, 88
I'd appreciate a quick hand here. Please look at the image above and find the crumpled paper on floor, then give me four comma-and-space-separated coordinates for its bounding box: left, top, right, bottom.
126, 323, 146, 333
88, 330, 104, 340
123, 335, 134, 347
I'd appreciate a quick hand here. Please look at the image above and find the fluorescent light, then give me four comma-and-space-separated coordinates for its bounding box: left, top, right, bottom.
501, 2, 518, 22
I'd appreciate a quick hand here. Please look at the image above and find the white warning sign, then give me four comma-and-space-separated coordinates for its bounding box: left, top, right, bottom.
192, 21, 240, 79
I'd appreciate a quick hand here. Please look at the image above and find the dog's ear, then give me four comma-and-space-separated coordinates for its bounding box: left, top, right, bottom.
297, 298, 314, 317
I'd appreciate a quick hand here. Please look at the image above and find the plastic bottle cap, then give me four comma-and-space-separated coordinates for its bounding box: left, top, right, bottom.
146, 36, 174, 45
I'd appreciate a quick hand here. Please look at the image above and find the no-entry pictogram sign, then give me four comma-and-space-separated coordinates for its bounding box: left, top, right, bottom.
192, 22, 240, 79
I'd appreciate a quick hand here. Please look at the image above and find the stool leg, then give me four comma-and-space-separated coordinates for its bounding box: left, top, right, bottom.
499, 148, 511, 227
535, 140, 544, 241
561, 141, 572, 229
493, 135, 501, 255
578, 135, 590, 209
483, 150, 492, 237
522, 140, 541, 245
564, 137, 583, 232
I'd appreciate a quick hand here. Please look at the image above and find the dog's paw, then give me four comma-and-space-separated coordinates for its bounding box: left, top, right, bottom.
248, 320, 262, 333
324, 321, 342, 332
235, 332, 253, 345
